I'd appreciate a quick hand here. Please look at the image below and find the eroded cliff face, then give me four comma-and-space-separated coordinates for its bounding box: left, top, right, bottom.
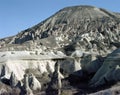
0, 5, 120, 95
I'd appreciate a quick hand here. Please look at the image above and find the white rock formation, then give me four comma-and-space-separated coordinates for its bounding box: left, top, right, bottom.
0, 50, 90, 81
0, 51, 57, 80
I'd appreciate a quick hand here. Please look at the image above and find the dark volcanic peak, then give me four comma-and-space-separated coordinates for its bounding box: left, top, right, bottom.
44, 5, 118, 26
0, 5, 120, 48
57, 5, 113, 19
45, 5, 120, 22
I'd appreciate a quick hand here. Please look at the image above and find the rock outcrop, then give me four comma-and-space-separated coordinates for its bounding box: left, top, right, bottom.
0, 51, 57, 80
28, 73, 41, 91
47, 62, 63, 95
90, 48, 120, 87
9, 72, 18, 88
22, 73, 41, 95
23, 74, 33, 95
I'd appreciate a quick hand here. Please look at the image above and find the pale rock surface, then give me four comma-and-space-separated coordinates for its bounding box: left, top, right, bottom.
0, 51, 58, 80
0, 50, 90, 81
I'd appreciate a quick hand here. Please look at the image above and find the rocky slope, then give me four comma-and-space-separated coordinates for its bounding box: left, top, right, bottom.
0, 6, 120, 53
90, 48, 120, 87
0, 5, 120, 95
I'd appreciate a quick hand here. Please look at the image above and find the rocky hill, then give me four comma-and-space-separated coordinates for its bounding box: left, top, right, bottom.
0, 5, 120, 95
0, 6, 120, 52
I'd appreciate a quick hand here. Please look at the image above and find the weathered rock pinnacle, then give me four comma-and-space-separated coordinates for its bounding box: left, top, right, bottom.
23, 74, 33, 95
9, 72, 18, 87
46, 62, 62, 95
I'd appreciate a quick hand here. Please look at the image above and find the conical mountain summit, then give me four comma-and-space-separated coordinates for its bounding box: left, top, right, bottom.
0, 5, 120, 45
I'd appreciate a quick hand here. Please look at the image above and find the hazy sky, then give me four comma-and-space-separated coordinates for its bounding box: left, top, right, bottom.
0, 0, 120, 38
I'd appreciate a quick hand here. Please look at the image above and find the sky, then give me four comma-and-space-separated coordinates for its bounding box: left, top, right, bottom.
0, 0, 120, 39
